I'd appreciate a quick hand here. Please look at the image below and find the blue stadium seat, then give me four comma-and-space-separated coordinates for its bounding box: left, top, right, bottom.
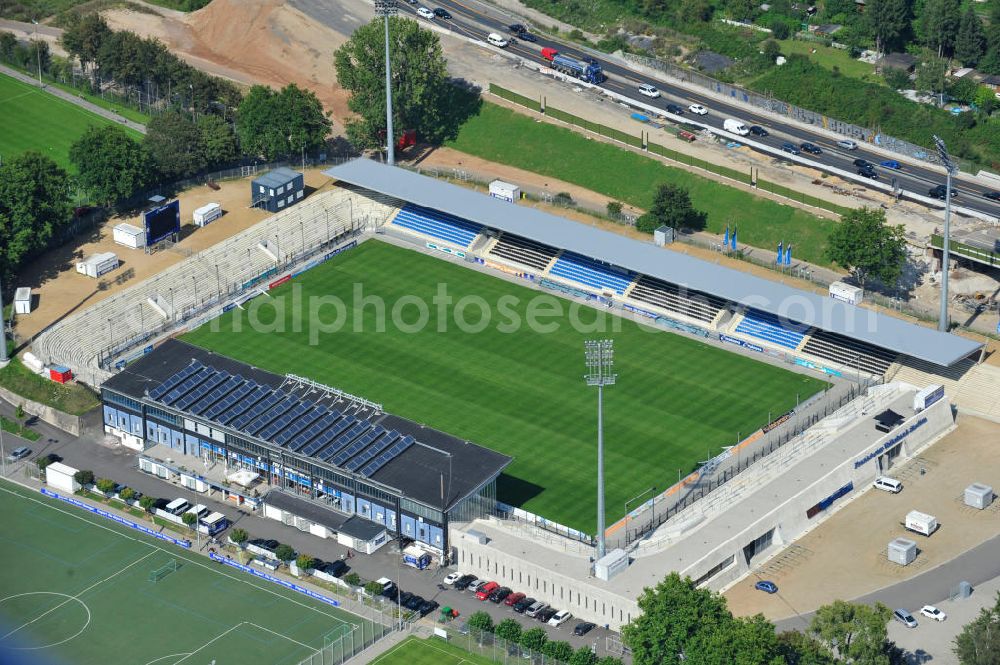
549, 253, 634, 294
734, 309, 809, 349
392, 204, 482, 248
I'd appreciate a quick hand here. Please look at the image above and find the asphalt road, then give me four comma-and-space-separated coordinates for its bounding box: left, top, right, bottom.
395, 0, 1000, 219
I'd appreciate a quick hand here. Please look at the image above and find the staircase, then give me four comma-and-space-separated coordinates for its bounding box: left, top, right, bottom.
891, 356, 977, 397
955, 364, 1000, 421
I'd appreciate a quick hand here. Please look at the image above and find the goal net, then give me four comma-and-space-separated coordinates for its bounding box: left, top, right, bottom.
149, 559, 179, 583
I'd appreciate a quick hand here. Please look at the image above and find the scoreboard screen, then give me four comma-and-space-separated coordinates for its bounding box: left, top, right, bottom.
144, 200, 180, 245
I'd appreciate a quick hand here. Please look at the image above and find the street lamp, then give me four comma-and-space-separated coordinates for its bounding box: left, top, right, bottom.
933, 135, 957, 333
375, 0, 398, 165
0, 273, 8, 363
584, 340, 616, 560
31, 19, 42, 87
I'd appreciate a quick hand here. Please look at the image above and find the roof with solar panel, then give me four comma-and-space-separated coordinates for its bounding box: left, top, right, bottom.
104, 339, 512, 509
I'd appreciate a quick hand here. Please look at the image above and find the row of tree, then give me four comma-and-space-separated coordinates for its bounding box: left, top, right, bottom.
467, 610, 623, 665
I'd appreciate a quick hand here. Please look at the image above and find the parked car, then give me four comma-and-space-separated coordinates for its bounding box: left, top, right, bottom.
454, 574, 477, 590
749, 125, 769, 136
574, 622, 597, 636
536, 607, 559, 623
405, 595, 425, 611
984, 191, 1000, 201
507, 23, 527, 34
857, 166, 879, 179
315, 560, 348, 578
928, 184, 957, 200
7, 446, 31, 462
548, 610, 573, 627
416, 7, 434, 18
754, 580, 778, 594
513, 597, 536, 613
419, 600, 440, 616
688, 104, 708, 115
837, 139, 858, 150
638, 83, 660, 98
665, 104, 684, 115
467, 579, 488, 594
443, 572, 463, 585
880, 160, 901, 170
476, 581, 500, 601
525, 601, 549, 618
246, 538, 279, 557
505, 592, 526, 607
893, 608, 918, 628
781, 143, 800, 155
853, 158, 872, 169
489, 587, 513, 603
397, 591, 414, 606
800, 142, 822, 155
920, 605, 946, 621
433, 7, 451, 18
518, 32, 538, 42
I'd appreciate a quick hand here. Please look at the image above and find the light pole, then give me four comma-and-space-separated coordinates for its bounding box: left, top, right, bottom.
584, 339, 616, 560
375, 0, 397, 165
934, 135, 957, 333
0, 273, 8, 363
31, 19, 42, 87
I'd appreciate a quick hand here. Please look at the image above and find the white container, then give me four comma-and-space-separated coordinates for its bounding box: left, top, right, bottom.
887, 537, 916, 565
113, 223, 146, 249
594, 548, 629, 581
193, 203, 222, 227
913, 384, 945, 412
489, 179, 520, 202
76, 252, 119, 278
965, 483, 994, 510
45, 462, 81, 493
829, 281, 864, 305
905, 510, 938, 536
14, 287, 31, 314
723, 118, 750, 136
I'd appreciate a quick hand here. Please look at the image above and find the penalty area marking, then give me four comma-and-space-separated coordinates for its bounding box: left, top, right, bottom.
0, 592, 92, 650
170, 621, 314, 664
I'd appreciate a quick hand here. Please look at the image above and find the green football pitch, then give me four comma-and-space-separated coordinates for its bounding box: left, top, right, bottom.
372, 636, 498, 665
0, 480, 372, 664
0, 72, 140, 171
184, 240, 828, 532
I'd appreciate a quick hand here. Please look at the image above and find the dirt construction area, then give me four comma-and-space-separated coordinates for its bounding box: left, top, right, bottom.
724, 415, 1000, 621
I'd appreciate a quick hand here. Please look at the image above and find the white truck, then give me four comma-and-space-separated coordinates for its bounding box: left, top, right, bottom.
723, 118, 750, 136
905, 510, 938, 536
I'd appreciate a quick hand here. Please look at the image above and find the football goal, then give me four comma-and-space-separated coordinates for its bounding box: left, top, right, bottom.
149, 559, 179, 583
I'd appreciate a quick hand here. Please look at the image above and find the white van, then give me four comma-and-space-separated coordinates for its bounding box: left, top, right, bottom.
723, 119, 750, 136
165, 498, 191, 515
874, 476, 902, 493
487, 33, 509, 48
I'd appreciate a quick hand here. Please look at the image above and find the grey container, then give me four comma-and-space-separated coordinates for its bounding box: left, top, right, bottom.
965, 483, 994, 510
888, 538, 917, 566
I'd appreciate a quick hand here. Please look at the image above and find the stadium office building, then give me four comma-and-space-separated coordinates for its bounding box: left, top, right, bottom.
101, 339, 512, 556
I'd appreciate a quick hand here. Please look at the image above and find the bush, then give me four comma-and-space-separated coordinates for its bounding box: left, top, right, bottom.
139, 495, 157, 513
344, 572, 362, 586
73, 470, 94, 486
468, 611, 494, 633
118, 487, 136, 503
95, 478, 116, 494
296, 554, 317, 571
882, 67, 912, 91
364, 580, 385, 596
274, 544, 296, 562
229, 528, 249, 546
181, 511, 198, 528
771, 21, 791, 40
553, 191, 575, 206
520, 627, 548, 652
544, 640, 576, 662
36, 456, 54, 471
606, 201, 623, 218
496, 618, 523, 643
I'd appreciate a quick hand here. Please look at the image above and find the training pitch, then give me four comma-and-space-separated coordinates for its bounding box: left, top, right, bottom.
0, 481, 367, 664
372, 636, 498, 665
0, 73, 139, 171
185, 240, 828, 532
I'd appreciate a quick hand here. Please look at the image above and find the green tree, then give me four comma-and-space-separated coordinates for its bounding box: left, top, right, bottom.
920, 0, 961, 57
36, 455, 54, 471
636, 183, 702, 234
826, 207, 908, 288
915, 55, 948, 98
772, 21, 791, 40
235, 84, 331, 160
606, 201, 623, 218
0, 152, 73, 279
70, 126, 152, 205
182, 511, 198, 528
544, 640, 576, 662
145, 110, 206, 179
0, 32, 17, 61
364, 580, 384, 595
228, 528, 249, 547
24, 40, 51, 75
865, 0, 911, 55
777, 631, 835, 664
948, 77, 980, 104
570, 646, 598, 665
621, 573, 733, 665
727, 0, 756, 21
974, 85, 998, 114
596, 658, 624, 665
198, 114, 238, 167
343, 572, 362, 586
295, 554, 316, 571
955, 8, 987, 67
762, 39, 782, 63
334, 17, 459, 150
74, 470, 95, 487
809, 600, 893, 664
468, 610, 494, 634
685, 615, 783, 665
955, 593, 1000, 664
119, 487, 136, 503
520, 627, 549, 653
14, 404, 24, 421
139, 495, 157, 513
274, 544, 296, 562
61, 13, 112, 70
495, 618, 523, 644
95, 478, 116, 495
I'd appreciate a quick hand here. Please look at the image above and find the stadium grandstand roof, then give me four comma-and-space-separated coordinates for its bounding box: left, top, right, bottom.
325, 159, 982, 368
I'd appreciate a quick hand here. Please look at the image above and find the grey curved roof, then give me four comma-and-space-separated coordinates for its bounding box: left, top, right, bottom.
325, 159, 982, 368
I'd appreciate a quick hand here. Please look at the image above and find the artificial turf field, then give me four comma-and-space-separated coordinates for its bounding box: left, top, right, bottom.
0, 480, 368, 664
0, 72, 139, 171
184, 240, 828, 532
371, 636, 498, 665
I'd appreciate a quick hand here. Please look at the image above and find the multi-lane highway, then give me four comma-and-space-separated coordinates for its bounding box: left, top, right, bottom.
400, 0, 1000, 219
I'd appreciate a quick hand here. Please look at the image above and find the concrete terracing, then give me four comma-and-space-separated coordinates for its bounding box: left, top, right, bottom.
451, 383, 955, 629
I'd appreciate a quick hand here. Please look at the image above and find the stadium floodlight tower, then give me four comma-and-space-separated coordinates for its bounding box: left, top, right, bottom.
933, 135, 957, 333
584, 339, 616, 560
0, 272, 7, 363
375, 0, 397, 166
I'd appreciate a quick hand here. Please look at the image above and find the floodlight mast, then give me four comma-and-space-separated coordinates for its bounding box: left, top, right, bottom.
933, 135, 957, 333
584, 340, 616, 560
375, 0, 397, 166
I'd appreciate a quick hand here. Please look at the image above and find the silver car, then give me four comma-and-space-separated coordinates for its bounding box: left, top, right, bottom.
837, 139, 858, 150
893, 608, 918, 628
6, 446, 31, 462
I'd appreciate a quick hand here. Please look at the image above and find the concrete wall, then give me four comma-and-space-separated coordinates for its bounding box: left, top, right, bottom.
0, 384, 82, 436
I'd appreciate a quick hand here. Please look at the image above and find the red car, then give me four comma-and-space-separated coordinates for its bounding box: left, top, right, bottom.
504, 592, 526, 607
475, 581, 499, 601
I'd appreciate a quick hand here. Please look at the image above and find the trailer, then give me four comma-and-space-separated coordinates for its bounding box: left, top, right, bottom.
76, 252, 119, 278
113, 223, 146, 249
541, 48, 604, 84
402, 544, 432, 570
904, 510, 938, 536
13, 287, 31, 314
829, 281, 863, 305
193, 203, 223, 227
198, 511, 230, 536
489, 180, 520, 202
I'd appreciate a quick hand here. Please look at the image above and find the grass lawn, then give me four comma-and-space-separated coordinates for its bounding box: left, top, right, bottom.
0, 415, 40, 441
771, 40, 878, 82
447, 103, 838, 266
43, 75, 151, 125
0, 72, 141, 171
0, 356, 100, 415
373, 636, 501, 665
184, 240, 827, 532
0, 479, 371, 663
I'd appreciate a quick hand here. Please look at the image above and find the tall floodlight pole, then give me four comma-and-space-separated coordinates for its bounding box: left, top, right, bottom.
934, 135, 957, 332
584, 340, 616, 560
375, 0, 397, 165
0, 273, 7, 363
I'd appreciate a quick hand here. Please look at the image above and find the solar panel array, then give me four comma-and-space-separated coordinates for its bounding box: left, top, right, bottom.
146, 364, 416, 477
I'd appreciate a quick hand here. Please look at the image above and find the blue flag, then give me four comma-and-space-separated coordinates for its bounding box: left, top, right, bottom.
723, 225, 730, 247
731, 226, 738, 251
777, 241, 783, 264
785, 244, 793, 265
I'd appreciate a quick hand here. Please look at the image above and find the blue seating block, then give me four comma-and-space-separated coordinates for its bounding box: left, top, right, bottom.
734, 309, 808, 349
549, 253, 633, 294
393, 204, 481, 248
